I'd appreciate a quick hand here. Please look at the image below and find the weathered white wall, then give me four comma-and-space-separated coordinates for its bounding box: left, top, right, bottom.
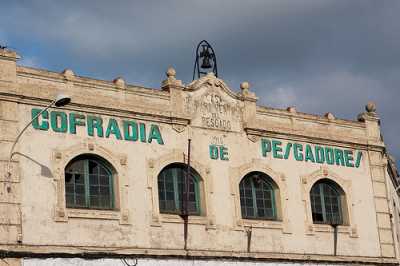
0, 57, 396, 264
15, 102, 382, 257
22, 258, 346, 266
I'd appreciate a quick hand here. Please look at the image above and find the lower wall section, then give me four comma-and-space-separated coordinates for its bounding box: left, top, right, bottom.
22, 258, 359, 266
1, 258, 21, 266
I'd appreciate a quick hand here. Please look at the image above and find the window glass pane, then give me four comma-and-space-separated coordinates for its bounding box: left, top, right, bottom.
100, 186, 110, 195
65, 156, 113, 209
255, 189, 263, 198
165, 200, 175, 211
240, 173, 276, 220
89, 174, 99, 185
65, 183, 74, 194
66, 194, 74, 207
90, 196, 99, 208
158, 164, 200, 214
98, 195, 111, 209
189, 192, 195, 201
75, 195, 86, 207
188, 202, 197, 213
177, 183, 183, 201
99, 165, 109, 176
68, 160, 84, 173
158, 172, 167, 212
246, 207, 254, 217
90, 185, 99, 195
245, 197, 253, 206
159, 167, 177, 213
256, 199, 264, 207
159, 200, 166, 210
165, 180, 174, 191
158, 190, 165, 201
257, 179, 274, 219
310, 180, 343, 224
189, 179, 195, 192
88, 160, 99, 175
166, 192, 175, 201
74, 174, 84, 184
312, 212, 324, 222
75, 184, 85, 194
239, 187, 245, 196
65, 173, 73, 183
99, 175, 109, 186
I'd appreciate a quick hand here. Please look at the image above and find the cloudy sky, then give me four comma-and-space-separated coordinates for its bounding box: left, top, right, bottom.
1, 1, 399, 164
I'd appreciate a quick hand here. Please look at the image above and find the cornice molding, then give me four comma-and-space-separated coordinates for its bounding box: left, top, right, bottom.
0, 246, 398, 265
244, 126, 384, 151
0, 93, 189, 126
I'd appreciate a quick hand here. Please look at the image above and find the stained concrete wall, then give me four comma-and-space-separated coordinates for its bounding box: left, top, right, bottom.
0, 49, 397, 265
21, 258, 349, 266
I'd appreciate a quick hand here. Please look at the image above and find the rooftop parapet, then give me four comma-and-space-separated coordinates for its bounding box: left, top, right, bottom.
1, 49, 384, 147
0, 47, 20, 87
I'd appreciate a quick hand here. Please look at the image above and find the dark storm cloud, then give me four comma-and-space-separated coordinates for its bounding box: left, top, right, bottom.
1, 0, 399, 161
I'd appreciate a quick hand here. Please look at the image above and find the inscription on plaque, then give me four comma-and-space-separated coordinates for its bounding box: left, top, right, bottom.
185, 92, 242, 131
202, 113, 231, 130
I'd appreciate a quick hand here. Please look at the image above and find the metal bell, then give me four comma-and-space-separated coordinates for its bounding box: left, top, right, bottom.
201, 56, 212, 69
200, 45, 212, 69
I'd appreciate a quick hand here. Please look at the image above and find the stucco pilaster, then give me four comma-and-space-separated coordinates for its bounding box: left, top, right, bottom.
368, 151, 396, 258
161, 67, 186, 117
0, 48, 19, 93
0, 96, 22, 245
239, 82, 258, 128
358, 103, 396, 258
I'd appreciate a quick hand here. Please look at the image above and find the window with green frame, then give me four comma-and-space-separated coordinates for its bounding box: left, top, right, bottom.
310, 179, 345, 225
157, 163, 201, 215
65, 155, 115, 210
239, 172, 278, 220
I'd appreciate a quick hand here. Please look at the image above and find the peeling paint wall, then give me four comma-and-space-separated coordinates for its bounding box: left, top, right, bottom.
0, 49, 398, 265
22, 258, 348, 266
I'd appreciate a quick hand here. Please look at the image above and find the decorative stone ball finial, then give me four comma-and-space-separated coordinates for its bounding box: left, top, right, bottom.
162, 66, 183, 90
113, 77, 125, 88
324, 112, 335, 121
240, 81, 250, 92
62, 68, 75, 80
166, 67, 176, 79
366, 101, 377, 113
287, 106, 297, 113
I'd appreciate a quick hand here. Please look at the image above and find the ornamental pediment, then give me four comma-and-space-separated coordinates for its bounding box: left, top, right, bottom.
184, 73, 244, 132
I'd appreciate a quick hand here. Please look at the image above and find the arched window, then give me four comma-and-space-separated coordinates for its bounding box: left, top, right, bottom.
158, 163, 201, 215
65, 155, 115, 209
310, 179, 345, 225
239, 172, 278, 220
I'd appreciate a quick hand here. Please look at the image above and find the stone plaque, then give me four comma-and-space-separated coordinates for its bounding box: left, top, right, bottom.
185, 76, 243, 132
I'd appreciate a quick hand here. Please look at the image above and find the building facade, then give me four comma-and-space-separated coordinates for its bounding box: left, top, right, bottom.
0, 48, 399, 265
